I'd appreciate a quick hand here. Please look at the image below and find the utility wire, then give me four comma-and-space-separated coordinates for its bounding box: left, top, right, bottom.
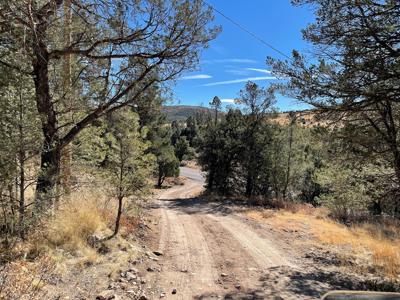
202, 0, 293, 61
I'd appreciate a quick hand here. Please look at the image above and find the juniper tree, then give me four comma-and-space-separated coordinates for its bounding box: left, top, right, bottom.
268, 0, 400, 208
236, 82, 275, 197
0, 0, 218, 210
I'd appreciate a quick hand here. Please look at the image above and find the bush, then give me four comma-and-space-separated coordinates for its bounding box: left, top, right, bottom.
315, 164, 371, 222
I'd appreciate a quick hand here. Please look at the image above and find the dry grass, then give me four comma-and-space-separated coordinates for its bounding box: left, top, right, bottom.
246, 205, 400, 279
0, 185, 143, 299
43, 190, 108, 257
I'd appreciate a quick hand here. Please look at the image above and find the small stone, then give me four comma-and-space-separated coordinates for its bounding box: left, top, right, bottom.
125, 272, 137, 281
147, 266, 155, 272
220, 273, 228, 277
160, 293, 165, 298
234, 284, 241, 290
172, 288, 177, 294
138, 294, 148, 300
141, 279, 147, 284
96, 290, 115, 300
108, 282, 118, 290
153, 250, 163, 256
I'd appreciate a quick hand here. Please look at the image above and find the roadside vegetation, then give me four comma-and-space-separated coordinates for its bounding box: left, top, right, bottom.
0, 0, 217, 298
0, 0, 399, 298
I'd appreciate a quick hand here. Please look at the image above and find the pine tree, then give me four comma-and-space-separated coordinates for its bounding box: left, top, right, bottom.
104, 109, 155, 238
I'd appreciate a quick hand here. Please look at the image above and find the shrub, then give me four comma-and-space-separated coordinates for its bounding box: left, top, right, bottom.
315, 164, 371, 221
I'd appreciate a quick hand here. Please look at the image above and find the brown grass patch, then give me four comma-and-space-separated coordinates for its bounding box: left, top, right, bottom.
44, 190, 107, 256
246, 206, 400, 279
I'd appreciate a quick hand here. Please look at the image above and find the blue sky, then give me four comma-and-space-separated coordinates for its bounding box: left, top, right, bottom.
171, 0, 315, 111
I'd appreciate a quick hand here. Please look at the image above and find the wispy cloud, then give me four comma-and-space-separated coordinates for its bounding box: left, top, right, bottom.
226, 67, 272, 76
221, 98, 235, 103
202, 76, 276, 87
246, 68, 272, 74
203, 58, 258, 64
226, 69, 250, 76
180, 74, 212, 80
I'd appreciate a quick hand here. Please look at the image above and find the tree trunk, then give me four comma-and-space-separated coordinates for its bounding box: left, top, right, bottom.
18, 152, 25, 239
60, 0, 73, 196
36, 146, 62, 210
245, 173, 253, 197
108, 196, 123, 239
157, 168, 164, 188
18, 87, 25, 239
391, 145, 400, 213
32, 24, 62, 211
394, 152, 400, 188
207, 165, 215, 190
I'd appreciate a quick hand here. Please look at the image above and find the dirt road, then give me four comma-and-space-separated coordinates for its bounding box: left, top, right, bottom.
144, 167, 303, 299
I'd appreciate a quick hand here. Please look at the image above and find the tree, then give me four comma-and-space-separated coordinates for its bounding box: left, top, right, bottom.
181, 116, 198, 147
0, 0, 218, 210
282, 112, 297, 200
147, 114, 180, 188
315, 163, 373, 222
236, 82, 275, 196
0, 61, 41, 239
156, 147, 180, 188
210, 96, 221, 126
104, 109, 154, 238
174, 136, 192, 161
132, 85, 180, 188
268, 0, 400, 208
170, 120, 182, 146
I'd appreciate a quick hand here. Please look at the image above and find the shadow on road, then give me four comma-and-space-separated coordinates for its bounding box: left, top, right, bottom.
192, 265, 396, 300
153, 196, 235, 216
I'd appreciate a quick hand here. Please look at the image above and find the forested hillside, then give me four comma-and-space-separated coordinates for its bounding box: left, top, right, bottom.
162, 105, 213, 122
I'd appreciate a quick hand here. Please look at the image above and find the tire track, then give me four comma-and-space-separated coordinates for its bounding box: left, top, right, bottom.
154, 182, 220, 299
206, 214, 295, 269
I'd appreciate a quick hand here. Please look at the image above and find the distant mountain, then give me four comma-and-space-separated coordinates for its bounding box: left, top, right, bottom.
162, 105, 212, 122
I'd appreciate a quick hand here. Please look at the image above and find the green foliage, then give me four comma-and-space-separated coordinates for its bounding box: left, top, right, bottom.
104, 109, 155, 200
0, 65, 41, 237
73, 122, 108, 168
156, 146, 180, 187
315, 164, 371, 221
174, 136, 193, 161
181, 116, 198, 147
268, 0, 400, 213
170, 121, 182, 146
198, 109, 245, 194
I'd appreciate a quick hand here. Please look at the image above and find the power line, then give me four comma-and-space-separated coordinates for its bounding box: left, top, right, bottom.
202, 0, 292, 61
